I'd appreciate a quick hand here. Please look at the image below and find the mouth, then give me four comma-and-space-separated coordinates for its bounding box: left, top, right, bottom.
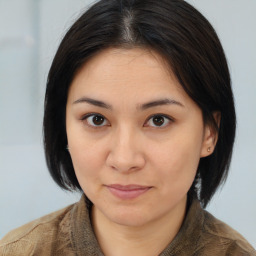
105, 184, 152, 200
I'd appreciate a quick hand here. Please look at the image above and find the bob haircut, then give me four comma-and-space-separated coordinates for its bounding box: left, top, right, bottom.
43, 0, 236, 208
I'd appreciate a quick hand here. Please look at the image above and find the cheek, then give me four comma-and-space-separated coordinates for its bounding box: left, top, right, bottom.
69, 141, 103, 184
149, 134, 201, 188
69, 145, 104, 201
67, 121, 105, 173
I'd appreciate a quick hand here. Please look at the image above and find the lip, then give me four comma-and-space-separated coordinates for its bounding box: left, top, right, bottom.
106, 184, 152, 200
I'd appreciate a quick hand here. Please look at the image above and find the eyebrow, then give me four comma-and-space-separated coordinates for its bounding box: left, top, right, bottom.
72, 97, 184, 110
73, 97, 112, 109
139, 98, 184, 110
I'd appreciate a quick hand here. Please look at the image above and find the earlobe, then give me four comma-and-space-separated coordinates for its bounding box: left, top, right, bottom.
200, 112, 221, 158
200, 126, 216, 157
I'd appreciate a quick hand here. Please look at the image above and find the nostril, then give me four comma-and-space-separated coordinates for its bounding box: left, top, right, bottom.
106, 152, 145, 173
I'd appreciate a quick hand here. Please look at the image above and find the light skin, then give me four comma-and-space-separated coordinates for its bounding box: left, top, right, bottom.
66, 48, 217, 256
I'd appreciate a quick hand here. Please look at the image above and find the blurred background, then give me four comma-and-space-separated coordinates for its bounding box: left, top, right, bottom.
0, 0, 255, 247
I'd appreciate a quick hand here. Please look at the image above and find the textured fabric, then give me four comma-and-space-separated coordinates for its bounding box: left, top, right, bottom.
0, 194, 255, 255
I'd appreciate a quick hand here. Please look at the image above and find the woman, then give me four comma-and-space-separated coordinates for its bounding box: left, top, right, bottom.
1, 0, 255, 255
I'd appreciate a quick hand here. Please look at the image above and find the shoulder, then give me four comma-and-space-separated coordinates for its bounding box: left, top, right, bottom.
200, 209, 256, 255
0, 203, 75, 255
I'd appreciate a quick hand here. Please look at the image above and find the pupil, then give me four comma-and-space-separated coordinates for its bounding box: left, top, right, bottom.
153, 116, 164, 126
93, 115, 104, 125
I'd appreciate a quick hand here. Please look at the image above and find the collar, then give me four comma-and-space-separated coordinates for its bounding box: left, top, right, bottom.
70, 194, 104, 256
159, 198, 204, 255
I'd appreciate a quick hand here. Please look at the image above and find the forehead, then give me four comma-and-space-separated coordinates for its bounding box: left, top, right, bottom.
68, 47, 189, 105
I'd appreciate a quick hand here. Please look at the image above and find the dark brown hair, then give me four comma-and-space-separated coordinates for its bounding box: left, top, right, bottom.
43, 0, 236, 207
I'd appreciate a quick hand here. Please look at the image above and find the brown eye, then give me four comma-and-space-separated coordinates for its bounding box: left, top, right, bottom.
152, 116, 165, 126
84, 114, 108, 127
92, 115, 105, 125
145, 114, 172, 128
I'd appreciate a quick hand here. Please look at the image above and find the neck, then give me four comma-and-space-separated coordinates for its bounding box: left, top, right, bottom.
91, 197, 187, 256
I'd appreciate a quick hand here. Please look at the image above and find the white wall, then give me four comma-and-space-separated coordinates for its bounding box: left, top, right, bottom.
0, 0, 255, 247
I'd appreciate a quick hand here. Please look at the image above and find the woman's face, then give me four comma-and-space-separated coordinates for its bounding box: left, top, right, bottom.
66, 48, 214, 227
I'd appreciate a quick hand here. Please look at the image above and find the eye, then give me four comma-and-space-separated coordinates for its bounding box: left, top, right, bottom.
145, 114, 172, 128
82, 114, 109, 127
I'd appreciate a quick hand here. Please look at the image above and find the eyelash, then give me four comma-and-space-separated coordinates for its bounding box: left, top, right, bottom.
144, 114, 174, 128
80, 113, 110, 129
80, 113, 174, 129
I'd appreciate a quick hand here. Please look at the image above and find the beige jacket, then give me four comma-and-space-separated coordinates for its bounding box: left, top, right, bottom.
0, 195, 255, 255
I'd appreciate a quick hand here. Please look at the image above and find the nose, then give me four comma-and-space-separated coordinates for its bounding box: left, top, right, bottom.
106, 126, 146, 173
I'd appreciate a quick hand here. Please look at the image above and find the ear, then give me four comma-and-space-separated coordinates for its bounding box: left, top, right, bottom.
200, 112, 221, 157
